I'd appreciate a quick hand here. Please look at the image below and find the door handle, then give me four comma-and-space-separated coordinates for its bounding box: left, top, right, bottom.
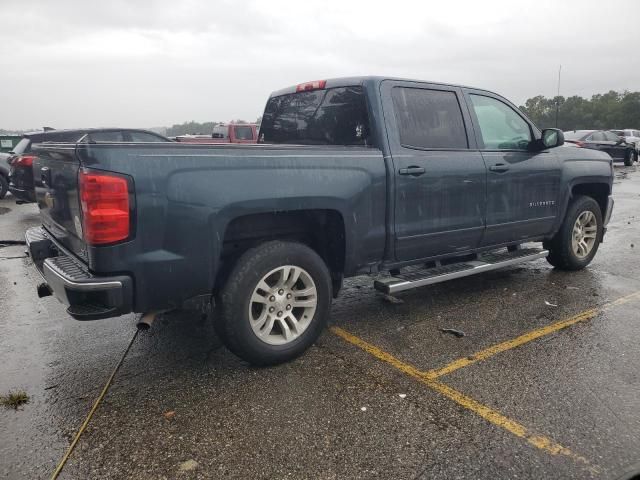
489, 164, 509, 173
399, 166, 426, 177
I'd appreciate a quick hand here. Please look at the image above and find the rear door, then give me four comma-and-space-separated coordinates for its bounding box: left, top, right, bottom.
381, 80, 487, 261
463, 89, 561, 246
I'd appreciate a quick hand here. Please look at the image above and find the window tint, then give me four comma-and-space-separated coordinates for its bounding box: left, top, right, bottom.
260, 86, 370, 146
127, 131, 168, 142
234, 126, 254, 140
391, 87, 467, 149
469, 94, 531, 150
87, 131, 125, 142
590, 131, 606, 141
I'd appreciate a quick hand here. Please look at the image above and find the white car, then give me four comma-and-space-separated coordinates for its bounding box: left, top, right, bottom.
611, 129, 640, 153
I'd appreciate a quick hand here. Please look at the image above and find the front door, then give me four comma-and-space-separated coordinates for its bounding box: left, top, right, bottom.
382, 81, 487, 261
463, 90, 561, 246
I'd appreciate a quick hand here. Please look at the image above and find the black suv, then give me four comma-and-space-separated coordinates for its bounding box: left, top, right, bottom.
8, 128, 171, 203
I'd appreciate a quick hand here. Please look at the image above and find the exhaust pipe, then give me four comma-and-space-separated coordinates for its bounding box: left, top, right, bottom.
37, 283, 52, 298
136, 311, 160, 331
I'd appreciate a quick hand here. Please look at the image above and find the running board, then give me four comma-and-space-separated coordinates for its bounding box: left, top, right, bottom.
374, 248, 549, 295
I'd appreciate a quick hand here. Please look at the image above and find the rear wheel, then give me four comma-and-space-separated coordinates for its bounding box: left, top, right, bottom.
218, 241, 331, 365
0, 175, 8, 199
544, 195, 602, 270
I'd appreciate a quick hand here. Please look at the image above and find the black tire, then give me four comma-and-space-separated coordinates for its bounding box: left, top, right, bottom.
0, 174, 8, 200
543, 195, 603, 271
218, 241, 332, 366
624, 149, 636, 166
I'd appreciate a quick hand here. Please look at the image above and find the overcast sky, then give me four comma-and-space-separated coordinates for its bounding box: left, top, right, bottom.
1, 0, 638, 130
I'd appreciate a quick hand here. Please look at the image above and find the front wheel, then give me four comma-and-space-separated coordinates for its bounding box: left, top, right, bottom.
0, 175, 8, 199
544, 195, 603, 270
218, 241, 332, 365
624, 149, 636, 166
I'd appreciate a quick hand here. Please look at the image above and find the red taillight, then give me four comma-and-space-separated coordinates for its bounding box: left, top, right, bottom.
14, 155, 36, 167
295, 80, 327, 92
79, 170, 130, 245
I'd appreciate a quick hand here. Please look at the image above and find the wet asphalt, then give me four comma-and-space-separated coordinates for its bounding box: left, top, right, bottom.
1, 165, 640, 480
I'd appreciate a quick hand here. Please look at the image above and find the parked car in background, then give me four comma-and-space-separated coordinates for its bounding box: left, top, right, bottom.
563, 129, 637, 166
212, 123, 258, 143
610, 129, 640, 154
0, 152, 10, 199
173, 125, 259, 144
8, 128, 171, 203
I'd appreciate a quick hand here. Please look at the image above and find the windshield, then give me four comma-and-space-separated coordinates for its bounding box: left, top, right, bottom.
260, 86, 370, 146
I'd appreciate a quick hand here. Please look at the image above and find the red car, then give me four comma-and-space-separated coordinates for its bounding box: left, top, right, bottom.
175, 124, 258, 144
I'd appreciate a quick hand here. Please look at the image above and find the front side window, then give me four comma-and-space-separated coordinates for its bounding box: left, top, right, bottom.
391, 87, 467, 149
469, 94, 531, 150
604, 131, 620, 142
590, 131, 606, 141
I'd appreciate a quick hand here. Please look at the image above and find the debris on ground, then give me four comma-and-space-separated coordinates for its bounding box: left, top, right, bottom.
360, 406, 367, 412
544, 301, 558, 307
0, 390, 30, 410
382, 294, 404, 304
178, 459, 199, 471
440, 328, 465, 338
398, 394, 407, 399
163, 410, 176, 420
565, 286, 579, 290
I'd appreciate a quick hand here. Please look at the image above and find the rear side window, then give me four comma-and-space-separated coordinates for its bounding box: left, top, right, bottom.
234, 126, 254, 140
87, 131, 125, 142
261, 86, 370, 146
212, 125, 229, 139
127, 131, 168, 142
392, 87, 468, 149
469, 94, 531, 150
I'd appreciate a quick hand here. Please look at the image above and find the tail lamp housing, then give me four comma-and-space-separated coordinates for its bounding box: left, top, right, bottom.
78, 169, 133, 245
14, 155, 36, 167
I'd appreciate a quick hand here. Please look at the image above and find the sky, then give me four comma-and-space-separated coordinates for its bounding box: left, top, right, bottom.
1, 0, 639, 131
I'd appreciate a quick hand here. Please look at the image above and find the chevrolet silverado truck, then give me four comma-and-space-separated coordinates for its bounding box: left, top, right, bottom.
26, 76, 614, 365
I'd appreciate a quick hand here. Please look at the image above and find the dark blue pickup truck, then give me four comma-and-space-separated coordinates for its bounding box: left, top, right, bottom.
26, 76, 614, 365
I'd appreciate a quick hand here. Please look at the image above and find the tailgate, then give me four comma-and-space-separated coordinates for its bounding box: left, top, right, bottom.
32, 144, 87, 261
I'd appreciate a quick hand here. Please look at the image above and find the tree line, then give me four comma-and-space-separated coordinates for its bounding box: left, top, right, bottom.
519, 90, 640, 131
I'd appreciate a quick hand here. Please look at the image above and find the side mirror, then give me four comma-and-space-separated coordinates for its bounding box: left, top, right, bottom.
615, 137, 625, 145
541, 128, 564, 148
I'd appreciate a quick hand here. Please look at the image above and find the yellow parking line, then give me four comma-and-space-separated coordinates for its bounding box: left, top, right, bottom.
426, 309, 598, 378
427, 290, 640, 379
330, 326, 597, 472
